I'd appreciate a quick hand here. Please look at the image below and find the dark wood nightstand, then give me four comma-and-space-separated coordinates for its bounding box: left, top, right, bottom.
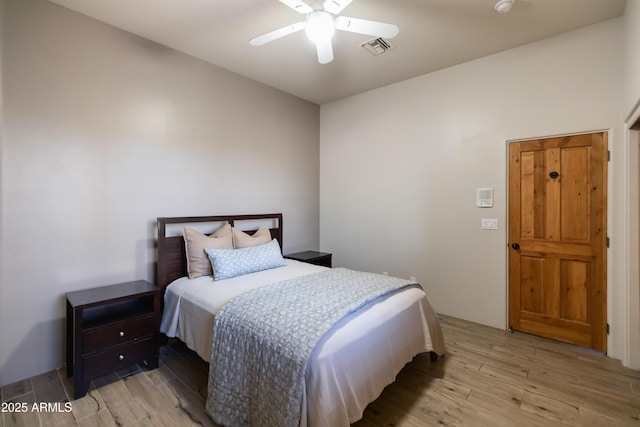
66, 280, 160, 399
285, 251, 332, 268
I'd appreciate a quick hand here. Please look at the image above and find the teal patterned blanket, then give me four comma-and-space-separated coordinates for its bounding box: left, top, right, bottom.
205, 267, 421, 427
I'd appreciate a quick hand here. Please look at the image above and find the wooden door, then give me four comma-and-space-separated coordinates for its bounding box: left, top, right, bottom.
508, 132, 607, 351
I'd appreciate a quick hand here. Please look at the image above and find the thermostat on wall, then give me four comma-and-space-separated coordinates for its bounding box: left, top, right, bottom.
477, 187, 494, 208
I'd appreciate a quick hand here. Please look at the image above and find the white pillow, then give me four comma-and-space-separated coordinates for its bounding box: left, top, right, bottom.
205, 239, 285, 280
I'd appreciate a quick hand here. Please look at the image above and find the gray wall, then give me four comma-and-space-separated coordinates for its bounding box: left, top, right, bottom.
0, 0, 320, 386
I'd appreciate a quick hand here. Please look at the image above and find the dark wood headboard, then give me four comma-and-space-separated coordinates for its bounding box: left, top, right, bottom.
156, 213, 283, 290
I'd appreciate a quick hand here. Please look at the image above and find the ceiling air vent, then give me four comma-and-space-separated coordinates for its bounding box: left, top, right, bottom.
361, 37, 395, 56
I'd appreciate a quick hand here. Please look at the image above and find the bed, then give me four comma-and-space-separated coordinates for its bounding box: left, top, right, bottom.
156, 213, 445, 427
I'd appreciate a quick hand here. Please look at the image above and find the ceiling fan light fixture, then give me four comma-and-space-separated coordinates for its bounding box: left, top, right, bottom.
305, 11, 335, 44
251, 0, 398, 64
494, 0, 515, 14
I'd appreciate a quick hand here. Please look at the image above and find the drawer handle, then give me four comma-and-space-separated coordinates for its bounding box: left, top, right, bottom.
118, 354, 125, 361
119, 331, 125, 337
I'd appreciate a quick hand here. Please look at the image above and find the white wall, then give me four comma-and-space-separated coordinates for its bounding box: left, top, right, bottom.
621, 0, 640, 369
320, 19, 626, 358
0, 0, 320, 386
624, 0, 640, 118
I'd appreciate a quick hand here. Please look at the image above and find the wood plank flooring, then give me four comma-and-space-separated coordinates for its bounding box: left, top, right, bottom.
2, 315, 639, 426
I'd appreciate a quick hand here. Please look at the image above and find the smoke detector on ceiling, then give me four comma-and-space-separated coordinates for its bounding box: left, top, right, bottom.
494, 0, 515, 14
361, 37, 395, 56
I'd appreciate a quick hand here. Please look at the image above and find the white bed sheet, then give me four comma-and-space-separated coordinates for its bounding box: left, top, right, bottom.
160, 259, 445, 427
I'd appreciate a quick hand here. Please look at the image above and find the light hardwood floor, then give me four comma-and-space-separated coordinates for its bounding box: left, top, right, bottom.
2, 315, 639, 426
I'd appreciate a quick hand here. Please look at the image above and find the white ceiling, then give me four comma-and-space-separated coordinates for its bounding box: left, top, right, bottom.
48, 0, 626, 105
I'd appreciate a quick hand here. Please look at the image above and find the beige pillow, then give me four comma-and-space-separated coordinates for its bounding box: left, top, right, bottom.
184, 224, 233, 279
232, 226, 272, 249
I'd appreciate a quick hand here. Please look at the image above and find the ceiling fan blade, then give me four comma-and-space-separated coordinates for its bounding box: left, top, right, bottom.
335, 16, 399, 38
279, 0, 314, 14
250, 21, 306, 46
323, 0, 353, 14
316, 39, 334, 64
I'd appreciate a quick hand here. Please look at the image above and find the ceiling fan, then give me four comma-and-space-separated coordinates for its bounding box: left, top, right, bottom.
250, 0, 399, 64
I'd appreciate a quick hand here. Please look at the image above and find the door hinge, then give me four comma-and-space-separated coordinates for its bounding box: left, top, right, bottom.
606, 323, 610, 335
608, 150, 611, 161
607, 237, 610, 248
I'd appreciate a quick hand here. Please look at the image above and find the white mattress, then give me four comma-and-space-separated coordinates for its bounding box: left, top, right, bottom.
160, 259, 445, 427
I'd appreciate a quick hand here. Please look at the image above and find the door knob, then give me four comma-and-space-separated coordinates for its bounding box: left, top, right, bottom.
511, 243, 520, 250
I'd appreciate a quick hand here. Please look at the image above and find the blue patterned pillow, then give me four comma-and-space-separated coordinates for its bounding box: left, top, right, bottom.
205, 239, 286, 280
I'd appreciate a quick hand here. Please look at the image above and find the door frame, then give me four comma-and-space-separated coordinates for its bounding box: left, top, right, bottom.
505, 129, 610, 351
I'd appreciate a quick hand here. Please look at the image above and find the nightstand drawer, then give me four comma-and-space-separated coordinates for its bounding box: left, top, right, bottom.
83, 337, 155, 379
83, 314, 156, 354
307, 254, 331, 268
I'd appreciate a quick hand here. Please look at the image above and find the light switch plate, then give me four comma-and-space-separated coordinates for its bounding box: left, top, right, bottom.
481, 219, 499, 230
